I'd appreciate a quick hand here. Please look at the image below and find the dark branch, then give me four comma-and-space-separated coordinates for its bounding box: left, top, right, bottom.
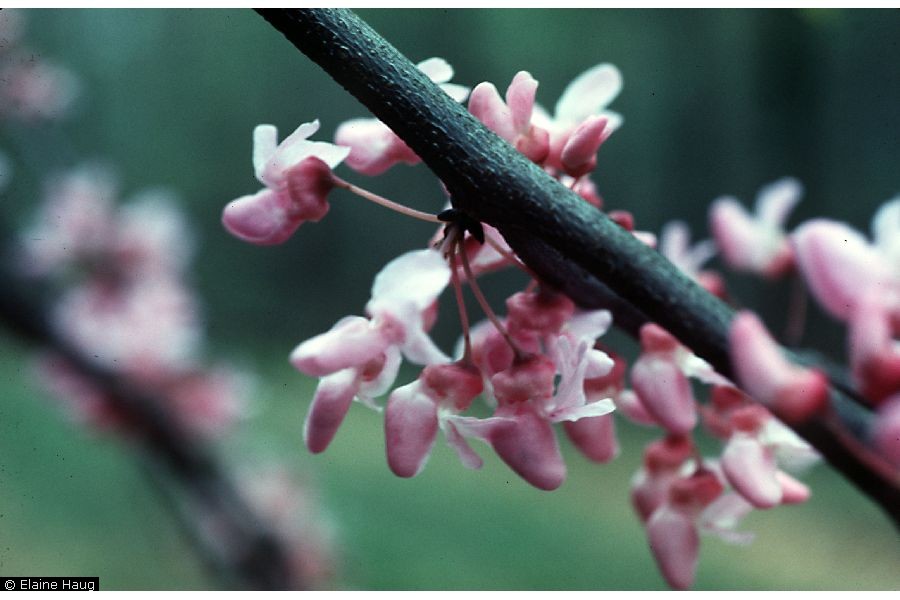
256, 8, 900, 527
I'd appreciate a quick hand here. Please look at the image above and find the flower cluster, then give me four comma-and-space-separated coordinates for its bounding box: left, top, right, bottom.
222, 55, 897, 589
21, 166, 249, 436
0, 10, 78, 121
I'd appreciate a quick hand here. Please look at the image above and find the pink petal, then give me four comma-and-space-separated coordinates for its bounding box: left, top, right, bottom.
775, 470, 811, 505
848, 295, 900, 402
563, 413, 619, 463
487, 406, 567, 490
729, 311, 828, 423
559, 115, 609, 178
303, 368, 360, 453
709, 196, 762, 271
646, 505, 699, 590
792, 220, 886, 320
554, 63, 623, 125
290, 316, 391, 377
468, 81, 516, 141
221, 188, 300, 246
334, 118, 420, 175
721, 434, 782, 509
384, 381, 439, 478
698, 492, 755, 544
631, 355, 697, 435
505, 71, 538, 133
616, 389, 659, 426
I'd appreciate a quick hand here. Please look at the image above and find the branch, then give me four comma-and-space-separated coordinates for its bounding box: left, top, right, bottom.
255, 8, 900, 528
0, 248, 300, 590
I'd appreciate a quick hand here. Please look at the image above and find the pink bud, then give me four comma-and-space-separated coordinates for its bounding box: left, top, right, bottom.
334, 118, 420, 175
646, 506, 699, 590
563, 413, 619, 463
384, 381, 440, 478
221, 189, 300, 246
849, 295, 900, 403
560, 115, 609, 178
632, 354, 697, 435
775, 470, 811, 504
721, 434, 782, 509
290, 316, 391, 377
729, 311, 827, 423
303, 369, 360, 453
487, 406, 567, 490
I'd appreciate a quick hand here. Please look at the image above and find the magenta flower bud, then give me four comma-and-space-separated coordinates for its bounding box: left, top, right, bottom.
490, 354, 556, 405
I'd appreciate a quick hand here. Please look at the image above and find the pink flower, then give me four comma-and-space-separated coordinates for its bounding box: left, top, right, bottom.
335, 58, 468, 175
222, 120, 350, 245
468, 71, 549, 163
729, 311, 828, 423
658, 220, 725, 298
384, 361, 484, 477
531, 63, 623, 175
292, 249, 451, 453
631, 323, 726, 435
0, 52, 79, 120
710, 177, 802, 278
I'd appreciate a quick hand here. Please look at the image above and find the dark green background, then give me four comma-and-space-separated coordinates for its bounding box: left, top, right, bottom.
1, 9, 898, 590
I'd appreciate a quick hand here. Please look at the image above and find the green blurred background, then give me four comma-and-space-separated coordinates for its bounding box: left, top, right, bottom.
1, 8, 899, 590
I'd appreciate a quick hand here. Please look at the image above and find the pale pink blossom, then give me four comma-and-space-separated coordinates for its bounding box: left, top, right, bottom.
710, 177, 802, 278
0, 52, 79, 120
792, 200, 899, 321
658, 220, 725, 298
631, 323, 726, 435
531, 63, 623, 175
729, 311, 828, 423
335, 58, 468, 175
468, 71, 549, 163
292, 249, 451, 453
222, 120, 350, 245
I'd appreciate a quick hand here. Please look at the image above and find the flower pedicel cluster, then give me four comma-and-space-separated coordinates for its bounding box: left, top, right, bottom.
222, 57, 900, 589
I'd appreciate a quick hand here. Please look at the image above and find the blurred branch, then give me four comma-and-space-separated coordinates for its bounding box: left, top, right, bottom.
255, 8, 900, 528
0, 244, 299, 590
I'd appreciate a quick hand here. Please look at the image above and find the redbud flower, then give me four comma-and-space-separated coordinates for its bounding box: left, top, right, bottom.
710, 177, 802, 278
292, 249, 451, 453
631, 323, 726, 435
658, 220, 725, 298
532, 63, 623, 174
222, 120, 350, 245
729, 311, 828, 423
335, 58, 468, 175
469, 71, 550, 163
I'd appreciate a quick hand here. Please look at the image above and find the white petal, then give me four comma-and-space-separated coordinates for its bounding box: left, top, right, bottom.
755, 177, 803, 227
417, 57, 453, 83
554, 63, 623, 125
369, 248, 450, 310
252, 124, 278, 183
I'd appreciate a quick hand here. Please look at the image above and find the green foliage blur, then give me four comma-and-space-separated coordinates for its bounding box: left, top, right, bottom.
1, 8, 899, 590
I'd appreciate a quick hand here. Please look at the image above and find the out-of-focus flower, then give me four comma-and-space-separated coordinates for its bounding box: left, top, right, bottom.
335, 58, 468, 175
0, 52, 79, 120
659, 220, 725, 297
710, 177, 801, 278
